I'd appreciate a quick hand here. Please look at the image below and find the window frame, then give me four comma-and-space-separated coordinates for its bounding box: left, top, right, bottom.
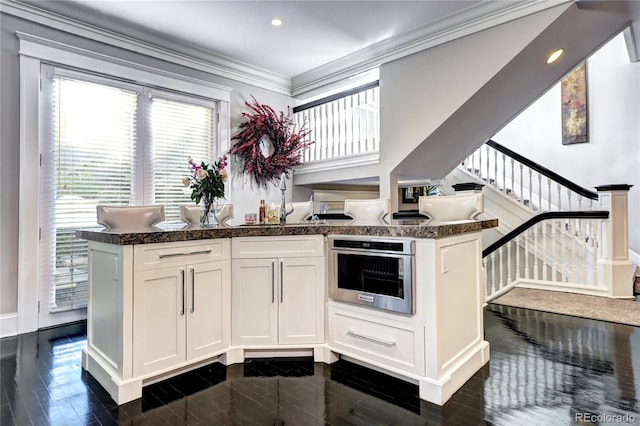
18, 32, 231, 333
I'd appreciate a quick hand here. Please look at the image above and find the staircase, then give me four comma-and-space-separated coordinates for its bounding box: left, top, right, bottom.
443, 140, 635, 301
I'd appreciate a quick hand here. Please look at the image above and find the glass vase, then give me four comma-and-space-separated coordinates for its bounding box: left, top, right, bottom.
200, 200, 213, 226
200, 196, 225, 226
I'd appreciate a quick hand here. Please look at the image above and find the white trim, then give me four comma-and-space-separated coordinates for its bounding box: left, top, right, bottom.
1, 0, 290, 95
292, 0, 573, 96
1, 313, 18, 338
294, 153, 380, 175
16, 32, 232, 102
515, 280, 610, 297
17, 53, 41, 335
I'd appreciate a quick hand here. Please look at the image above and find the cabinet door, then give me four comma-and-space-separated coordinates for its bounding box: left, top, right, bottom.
133, 266, 186, 376
279, 257, 325, 345
186, 259, 231, 360
231, 258, 278, 345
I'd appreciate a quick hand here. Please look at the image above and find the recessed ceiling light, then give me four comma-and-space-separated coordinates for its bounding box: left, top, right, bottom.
271, 18, 282, 27
546, 48, 564, 64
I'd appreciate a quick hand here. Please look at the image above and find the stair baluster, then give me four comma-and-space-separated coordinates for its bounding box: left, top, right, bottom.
515, 234, 521, 280
519, 163, 524, 204
509, 158, 514, 197
498, 246, 504, 291
542, 221, 548, 281
494, 150, 498, 191
502, 152, 506, 193
551, 219, 557, 280
538, 174, 543, 211
491, 251, 498, 293
524, 227, 530, 279
363, 90, 369, 153
580, 219, 588, 285
507, 240, 514, 283
533, 223, 540, 280
571, 218, 578, 282
590, 224, 598, 286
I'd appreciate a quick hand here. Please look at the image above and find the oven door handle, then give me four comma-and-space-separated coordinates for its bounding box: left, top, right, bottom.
329, 248, 411, 259
346, 330, 396, 347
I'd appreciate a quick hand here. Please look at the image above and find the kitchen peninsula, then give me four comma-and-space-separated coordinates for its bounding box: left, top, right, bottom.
77, 219, 497, 407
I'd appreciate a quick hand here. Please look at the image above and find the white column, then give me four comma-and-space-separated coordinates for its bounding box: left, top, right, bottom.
595, 185, 634, 298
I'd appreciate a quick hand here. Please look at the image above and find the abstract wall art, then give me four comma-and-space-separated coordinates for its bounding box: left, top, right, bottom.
561, 61, 588, 145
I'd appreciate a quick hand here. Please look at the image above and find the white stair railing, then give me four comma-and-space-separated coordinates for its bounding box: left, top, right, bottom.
484, 211, 610, 302
293, 82, 379, 164
458, 140, 633, 300
462, 139, 599, 212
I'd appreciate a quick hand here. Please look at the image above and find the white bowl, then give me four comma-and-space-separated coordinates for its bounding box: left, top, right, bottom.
418, 193, 484, 221
97, 205, 165, 230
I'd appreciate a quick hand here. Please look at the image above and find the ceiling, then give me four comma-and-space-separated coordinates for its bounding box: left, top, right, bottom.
68, 0, 491, 78
17, 0, 566, 86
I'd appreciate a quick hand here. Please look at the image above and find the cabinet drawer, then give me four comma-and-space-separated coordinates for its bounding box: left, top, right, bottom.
329, 307, 423, 375
232, 235, 324, 258
134, 239, 230, 271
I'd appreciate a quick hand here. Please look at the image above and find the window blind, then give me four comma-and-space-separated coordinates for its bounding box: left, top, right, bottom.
41, 74, 138, 312
151, 97, 215, 221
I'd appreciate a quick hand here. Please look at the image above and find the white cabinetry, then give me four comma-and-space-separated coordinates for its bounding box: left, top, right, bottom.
132, 240, 230, 376
82, 239, 230, 404
328, 302, 424, 375
327, 232, 489, 405
83, 227, 490, 408
231, 235, 325, 347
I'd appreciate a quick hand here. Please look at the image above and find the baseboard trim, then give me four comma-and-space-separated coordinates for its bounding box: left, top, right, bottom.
516, 281, 609, 297
0, 313, 18, 338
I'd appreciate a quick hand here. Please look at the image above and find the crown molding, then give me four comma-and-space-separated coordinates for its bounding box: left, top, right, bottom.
0, 0, 292, 95
2, 0, 573, 98
291, 0, 574, 97
17, 31, 234, 102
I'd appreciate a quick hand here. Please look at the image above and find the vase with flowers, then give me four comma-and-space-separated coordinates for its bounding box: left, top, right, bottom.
182, 155, 228, 226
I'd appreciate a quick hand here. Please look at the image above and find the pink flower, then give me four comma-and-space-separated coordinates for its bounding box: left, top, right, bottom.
220, 168, 228, 183
182, 176, 190, 187
196, 168, 208, 180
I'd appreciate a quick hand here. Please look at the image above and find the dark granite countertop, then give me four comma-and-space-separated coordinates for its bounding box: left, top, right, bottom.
76, 218, 498, 245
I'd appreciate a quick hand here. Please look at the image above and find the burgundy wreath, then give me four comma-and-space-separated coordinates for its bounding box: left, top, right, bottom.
230, 96, 313, 188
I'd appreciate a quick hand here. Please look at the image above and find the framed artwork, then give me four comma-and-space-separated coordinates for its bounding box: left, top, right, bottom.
561, 61, 588, 145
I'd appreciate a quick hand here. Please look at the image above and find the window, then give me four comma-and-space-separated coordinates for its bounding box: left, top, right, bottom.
39, 66, 218, 322
18, 33, 231, 334
40, 73, 138, 315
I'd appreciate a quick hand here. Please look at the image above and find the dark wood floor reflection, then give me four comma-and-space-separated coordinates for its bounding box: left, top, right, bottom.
2, 305, 639, 425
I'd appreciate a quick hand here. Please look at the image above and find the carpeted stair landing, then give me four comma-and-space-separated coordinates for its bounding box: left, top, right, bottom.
490, 287, 640, 327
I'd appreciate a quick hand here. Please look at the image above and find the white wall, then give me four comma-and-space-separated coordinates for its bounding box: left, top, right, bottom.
494, 33, 640, 255
0, 13, 292, 318
378, 4, 568, 186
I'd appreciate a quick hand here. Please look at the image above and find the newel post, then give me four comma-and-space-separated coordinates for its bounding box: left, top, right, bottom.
595, 184, 634, 298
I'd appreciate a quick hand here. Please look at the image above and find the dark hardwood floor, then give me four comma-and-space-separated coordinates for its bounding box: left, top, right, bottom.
2, 305, 639, 425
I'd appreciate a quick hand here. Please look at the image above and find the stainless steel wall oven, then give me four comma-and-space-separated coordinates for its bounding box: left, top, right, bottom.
328, 236, 415, 315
